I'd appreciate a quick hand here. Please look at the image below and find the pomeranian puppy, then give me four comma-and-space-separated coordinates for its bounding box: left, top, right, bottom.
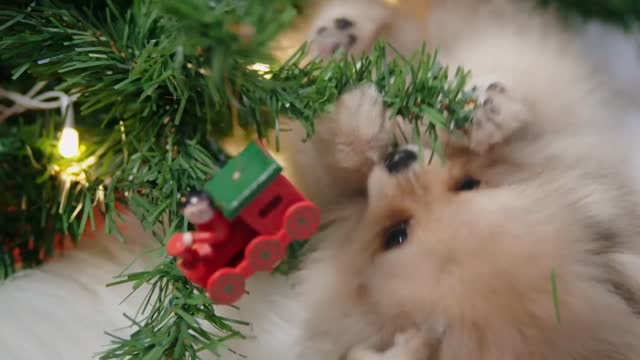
277, 0, 640, 359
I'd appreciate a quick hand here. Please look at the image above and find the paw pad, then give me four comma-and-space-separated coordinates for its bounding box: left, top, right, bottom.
466, 81, 529, 153
487, 82, 506, 93
335, 17, 354, 30
311, 16, 359, 58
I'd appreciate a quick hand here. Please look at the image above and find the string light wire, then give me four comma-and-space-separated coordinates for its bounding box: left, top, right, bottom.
0, 82, 81, 158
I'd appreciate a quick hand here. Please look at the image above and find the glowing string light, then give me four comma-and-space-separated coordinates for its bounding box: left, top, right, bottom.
57, 95, 80, 158
58, 127, 80, 158
247, 63, 272, 79
0, 82, 81, 158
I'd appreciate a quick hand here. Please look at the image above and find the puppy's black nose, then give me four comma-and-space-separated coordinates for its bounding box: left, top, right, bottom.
384, 148, 417, 174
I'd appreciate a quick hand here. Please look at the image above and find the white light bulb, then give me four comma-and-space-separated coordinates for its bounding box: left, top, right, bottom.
247, 63, 272, 79
58, 127, 80, 158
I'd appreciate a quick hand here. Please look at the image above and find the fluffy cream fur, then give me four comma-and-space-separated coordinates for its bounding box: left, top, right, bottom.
278, 0, 640, 359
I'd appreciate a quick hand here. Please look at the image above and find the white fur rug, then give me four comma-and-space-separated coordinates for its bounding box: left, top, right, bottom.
1, 21, 638, 360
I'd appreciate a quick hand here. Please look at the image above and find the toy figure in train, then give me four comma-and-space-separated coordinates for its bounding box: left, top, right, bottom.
166, 141, 320, 305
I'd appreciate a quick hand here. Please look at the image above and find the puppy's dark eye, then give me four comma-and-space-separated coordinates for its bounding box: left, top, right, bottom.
383, 222, 409, 251
455, 176, 481, 192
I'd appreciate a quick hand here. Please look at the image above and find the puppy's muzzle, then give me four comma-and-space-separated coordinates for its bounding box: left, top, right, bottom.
384, 148, 417, 174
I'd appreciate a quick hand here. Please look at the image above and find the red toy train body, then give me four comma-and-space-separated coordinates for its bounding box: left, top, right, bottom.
166, 141, 320, 305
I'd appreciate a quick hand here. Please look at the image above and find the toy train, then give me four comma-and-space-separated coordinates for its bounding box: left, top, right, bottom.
166, 141, 320, 305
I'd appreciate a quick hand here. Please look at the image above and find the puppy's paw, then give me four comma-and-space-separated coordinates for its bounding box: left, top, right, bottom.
466, 82, 529, 153
308, 2, 390, 60
317, 83, 395, 169
311, 16, 359, 59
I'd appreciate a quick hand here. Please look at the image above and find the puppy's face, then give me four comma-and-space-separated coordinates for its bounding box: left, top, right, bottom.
352, 147, 565, 319
302, 143, 629, 357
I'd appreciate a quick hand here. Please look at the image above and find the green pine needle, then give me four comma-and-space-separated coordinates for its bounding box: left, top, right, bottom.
551, 269, 561, 324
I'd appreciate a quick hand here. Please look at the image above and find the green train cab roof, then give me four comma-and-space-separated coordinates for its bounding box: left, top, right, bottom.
205, 141, 282, 219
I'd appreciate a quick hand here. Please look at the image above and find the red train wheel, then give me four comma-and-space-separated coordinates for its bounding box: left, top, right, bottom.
207, 269, 245, 305
285, 202, 320, 240
246, 238, 284, 272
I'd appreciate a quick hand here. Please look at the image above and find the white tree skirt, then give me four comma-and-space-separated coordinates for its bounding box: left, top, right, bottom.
1, 21, 639, 360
